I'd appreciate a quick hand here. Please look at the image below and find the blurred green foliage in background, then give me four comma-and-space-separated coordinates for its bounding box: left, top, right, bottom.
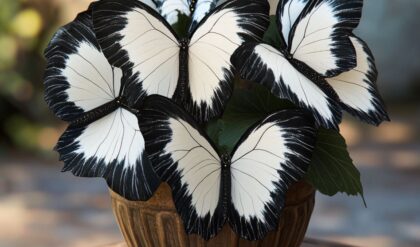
0, 0, 65, 157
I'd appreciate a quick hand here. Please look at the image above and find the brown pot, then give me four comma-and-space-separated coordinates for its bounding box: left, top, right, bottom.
110, 181, 315, 247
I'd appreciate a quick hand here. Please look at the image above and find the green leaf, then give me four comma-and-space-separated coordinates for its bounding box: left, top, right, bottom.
205, 82, 365, 202
226, 83, 294, 115
306, 128, 366, 205
205, 119, 224, 148
171, 13, 190, 38
0, 0, 19, 31
263, 16, 282, 49
213, 83, 294, 153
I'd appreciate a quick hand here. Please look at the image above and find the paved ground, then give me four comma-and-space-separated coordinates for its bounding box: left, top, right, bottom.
0, 109, 419, 247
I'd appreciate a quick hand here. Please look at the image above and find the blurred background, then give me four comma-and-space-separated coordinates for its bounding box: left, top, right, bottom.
0, 0, 419, 246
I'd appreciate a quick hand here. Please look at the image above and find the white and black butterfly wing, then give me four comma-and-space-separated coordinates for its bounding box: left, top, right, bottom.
46, 11, 160, 201
277, 0, 308, 49
57, 108, 160, 201
92, 0, 180, 102
141, 0, 160, 10
44, 11, 120, 122
140, 95, 225, 239
283, 0, 363, 77
228, 110, 316, 240
154, 0, 191, 25
190, 0, 227, 27
232, 42, 342, 129
326, 36, 389, 125
179, 0, 270, 123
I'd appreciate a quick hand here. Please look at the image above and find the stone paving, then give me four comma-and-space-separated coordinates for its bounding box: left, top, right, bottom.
0, 110, 419, 247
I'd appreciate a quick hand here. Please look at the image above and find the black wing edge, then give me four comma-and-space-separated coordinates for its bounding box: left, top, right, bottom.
43, 10, 97, 122
288, 0, 363, 77
228, 109, 317, 240
189, 0, 270, 42
123, 70, 150, 107
91, 0, 180, 73
231, 42, 343, 130
55, 125, 160, 201
340, 35, 390, 126
139, 95, 225, 240
275, 0, 310, 51
189, 0, 219, 30
173, 66, 235, 125
177, 0, 270, 124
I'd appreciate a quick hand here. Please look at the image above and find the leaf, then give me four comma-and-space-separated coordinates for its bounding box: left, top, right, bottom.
218, 116, 258, 153
259, 16, 366, 202
215, 83, 294, 153
263, 16, 282, 49
226, 83, 294, 115
172, 13, 190, 38
306, 128, 366, 205
205, 119, 224, 147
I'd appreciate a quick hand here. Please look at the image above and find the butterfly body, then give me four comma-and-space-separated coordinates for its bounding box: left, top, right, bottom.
220, 153, 232, 215
70, 95, 143, 128
92, 0, 270, 123
69, 98, 119, 128
45, 10, 161, 201
176, 37, 190, 101
233, 0, 388, 129
190, 0, 197, 12
140, 95, 317, 240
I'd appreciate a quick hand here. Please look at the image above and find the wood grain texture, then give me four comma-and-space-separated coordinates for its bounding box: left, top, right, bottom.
110, 181, 315, 247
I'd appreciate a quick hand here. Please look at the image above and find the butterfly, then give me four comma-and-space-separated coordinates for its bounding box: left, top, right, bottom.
139, 95, 317, 240
44, 10, 160, 201
152, 0, 228, 27
231, 0, 389, 129
90, 0, 270, 123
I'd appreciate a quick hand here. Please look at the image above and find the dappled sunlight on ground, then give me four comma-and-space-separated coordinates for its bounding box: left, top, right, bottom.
0, 161, 122, 247
307, 107, 420, 247
328, 236, 397, 247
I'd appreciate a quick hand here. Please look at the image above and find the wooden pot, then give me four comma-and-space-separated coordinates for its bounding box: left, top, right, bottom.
110, 181, 315, 247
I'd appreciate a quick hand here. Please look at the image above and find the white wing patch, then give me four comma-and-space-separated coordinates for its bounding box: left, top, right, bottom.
158, 0, 191, 25
75, 109, 145, 168
118, 8, 180, 98
164, 118, 221, 217
279, 0, 308, 45
327, 37, 373, 111
189, 8, 241, 105
290, 2, 340, 75
326, 36, 388, 124
254, 44, 334, 123
62, 41, 122, 112
230, 122, 286, 220
191, 0, 228, 25
142, 0, 159, 11
227, 111, 315, 240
